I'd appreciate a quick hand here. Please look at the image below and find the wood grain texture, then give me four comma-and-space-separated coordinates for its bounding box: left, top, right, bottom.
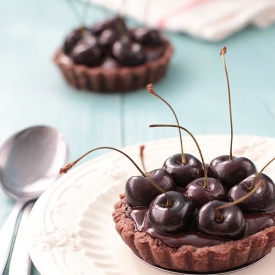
0, 0, 275, 274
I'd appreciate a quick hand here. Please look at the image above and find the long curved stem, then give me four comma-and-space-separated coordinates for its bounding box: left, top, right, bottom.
65, 0, 82, 25
215, 180, 263, 221
138, 145, 172, 206
60, 146, 146, 177
220, 47, 233, 160
250, 157, 275, 189
59, 146, 172, 207
139, 145, 147, 174
82, 0, 90, 28
147, 84, 186, 164
150, 124, 208, 188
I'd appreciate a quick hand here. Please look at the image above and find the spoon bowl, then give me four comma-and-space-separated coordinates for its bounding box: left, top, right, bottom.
0, 125, 69, 273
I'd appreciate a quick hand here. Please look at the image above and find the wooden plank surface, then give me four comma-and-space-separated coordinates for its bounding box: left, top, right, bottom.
0, 0, 275, 274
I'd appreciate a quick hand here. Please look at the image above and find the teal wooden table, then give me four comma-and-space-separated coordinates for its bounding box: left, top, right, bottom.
1, 0, 275, 274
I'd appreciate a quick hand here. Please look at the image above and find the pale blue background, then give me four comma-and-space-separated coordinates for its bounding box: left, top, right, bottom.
0, 0, 275, 274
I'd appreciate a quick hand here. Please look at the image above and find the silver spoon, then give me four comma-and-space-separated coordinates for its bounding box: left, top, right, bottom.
0, 125, 69, 274
9, 202, 34, 275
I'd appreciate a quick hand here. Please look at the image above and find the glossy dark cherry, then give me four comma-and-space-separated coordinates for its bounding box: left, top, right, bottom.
71, 35, 103, 66
147, 191, 195, 234
98, 28, 121, 50
63, 27, 90, 54
228, 173, 275, 213
163, 153, 204, 188
132, 27, 162, 46
184, 177, 228, 207
197, 200, 246, 240
62, 16, 166, 69
207, 155, 257, 189
91, 16, 126, 35
125, 169, 176, 207
112, 36, 146, 66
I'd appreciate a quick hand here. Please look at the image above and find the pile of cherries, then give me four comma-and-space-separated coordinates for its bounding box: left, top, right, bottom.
124, 79, 275, 244
62, 16, 165, 67
125, 148, 275, 242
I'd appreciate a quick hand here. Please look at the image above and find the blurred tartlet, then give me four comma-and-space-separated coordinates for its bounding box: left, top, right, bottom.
54, 17, 173, 93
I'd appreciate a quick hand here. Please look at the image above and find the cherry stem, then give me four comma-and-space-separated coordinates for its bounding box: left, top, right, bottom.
250, 157, 275, 189
60, 146, 173, 207
215, 179, 264, 222
147, 84, 186, 165
65, 0, 90, 36
81, 0, 90, 29
65, 0, 82, 25
139, 145, 172, 208
118, 0, 127, 33
60, 146, 146, 177
118, 18, 127, 37
150, 124, 208, 189
220, 47, 233, 160
139, 145, 147, 173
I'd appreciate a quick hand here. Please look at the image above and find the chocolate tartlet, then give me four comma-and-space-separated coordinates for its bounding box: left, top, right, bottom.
54, 17, 173, 93
111, 46, 275, 273
113, 195, 275, 273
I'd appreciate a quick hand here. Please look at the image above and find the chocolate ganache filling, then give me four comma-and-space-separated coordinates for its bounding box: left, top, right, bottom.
126, 205, 275, 248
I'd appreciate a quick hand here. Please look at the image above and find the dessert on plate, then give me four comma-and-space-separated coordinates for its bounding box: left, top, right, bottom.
111, 49, 275, 272
54, 16, 173, 93
60, 47, 275, 273
112, 124, 275, 273
111, 117, 275, 272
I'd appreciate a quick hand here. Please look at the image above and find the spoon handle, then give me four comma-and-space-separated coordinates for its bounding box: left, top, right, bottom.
0, 200, 25, 274
9, 202, 34, 275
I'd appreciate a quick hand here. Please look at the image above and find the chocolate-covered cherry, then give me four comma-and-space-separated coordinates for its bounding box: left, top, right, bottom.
132, 27, 162, 46
147, 191, 195, 234
184, 177, 227, 207
207, 155, 257, 189
125, 168, 176, 207
164, 153, 203, 188
197, 200, 246, 240
71, 35, 103, 66
112, 36, 146, 66
228, 173, 275, 213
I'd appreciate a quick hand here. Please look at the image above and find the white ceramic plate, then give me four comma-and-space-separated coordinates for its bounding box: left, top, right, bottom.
27, 135, 275, 275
